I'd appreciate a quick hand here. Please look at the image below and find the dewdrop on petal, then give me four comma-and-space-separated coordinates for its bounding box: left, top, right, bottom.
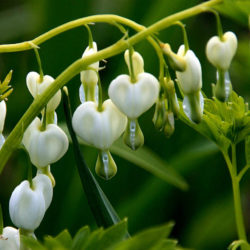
206, 31, 237, 71
26, 71, 61, 112
0, 227, 20, 250
0, 100, 6, 148
80, 42, 99, 102
22, 117, 69, 168
9, 174, 53, 231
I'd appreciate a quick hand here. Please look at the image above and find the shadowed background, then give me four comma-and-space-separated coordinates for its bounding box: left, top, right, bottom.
0, 0, 249, 249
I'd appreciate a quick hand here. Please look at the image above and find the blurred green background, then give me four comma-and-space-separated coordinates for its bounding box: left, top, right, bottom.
0, 0, 249, 249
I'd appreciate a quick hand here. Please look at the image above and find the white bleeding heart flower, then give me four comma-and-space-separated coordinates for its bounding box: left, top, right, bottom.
108, 73, 160, 119
26, 72, 61, 112
9, 174, 53, 231
0, 227, 20, 250
0, 100, 6, 133
80, 42, 99, 102
22, 117, 69, 168
124, 49, 144, 77
176, 45, 202, 95
206, 31, 237, 71
72, 99, 127, 150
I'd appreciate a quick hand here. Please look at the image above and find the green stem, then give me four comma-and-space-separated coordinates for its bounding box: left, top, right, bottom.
96, 72, 103, 111
223, 148, 248, 248
0, 0, 222, 174
33, 47, 44, 82
208, 9, 224, 40
84, 24, 94, 48
128, 46, 136, 83
175, 21, 189, 52
0, 203, 3, 235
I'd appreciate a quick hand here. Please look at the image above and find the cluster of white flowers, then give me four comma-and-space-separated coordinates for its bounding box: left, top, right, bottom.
0, 26, 238, 247
161, 30, 237, 123
0, 70, 70, 249
72, 43, 159, 179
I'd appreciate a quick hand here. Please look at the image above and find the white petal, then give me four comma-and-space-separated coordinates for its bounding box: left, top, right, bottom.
72, 100, 127, 150
108, 72, 159, 119
9, 180, 46, 231
0, 100, 6, 133
206, 31, 237, 71
0, 227, 20, 250
33, 174, 53, 210
176, 45, 202, 95
22, 117, 69, 167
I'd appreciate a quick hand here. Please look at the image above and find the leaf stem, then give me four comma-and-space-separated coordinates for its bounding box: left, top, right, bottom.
223, 147, 248, 249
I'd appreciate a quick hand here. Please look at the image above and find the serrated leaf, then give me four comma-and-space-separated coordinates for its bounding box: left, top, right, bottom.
81, 228, 103, 250
72, 226, 90, 250
115, 222, 174, 250
96, 219, 128, 250
21, 235, 46, 250
54, 229, 72, 248
44, 235, 68, 250
111, 139, 188, 190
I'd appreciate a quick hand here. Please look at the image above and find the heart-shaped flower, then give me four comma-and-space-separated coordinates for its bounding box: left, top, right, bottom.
108, 73, 160, 119
9, 174, 53, 231
206, 31, 237, 71
0, 227, 19, 250
176, 45, 202, 95
72, 99, 127, 150
22, 117, 69, 168
26, 71, 61, 112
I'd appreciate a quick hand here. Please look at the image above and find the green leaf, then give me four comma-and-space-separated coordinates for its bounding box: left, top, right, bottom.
44, 235, 67, 250
111, 139, 188, 190
72, 226, 90, 250
21, 235, 46, 250
96, 219, 128, 249
54, 229, 73, 248
115, 222, 174, 250
215, 0, 250, 26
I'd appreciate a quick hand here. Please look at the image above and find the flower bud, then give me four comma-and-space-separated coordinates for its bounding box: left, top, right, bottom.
26, 72, 61, 112
164, 112, 175, 138
176, 45, 202, 95
95, 150, 117, 180
108, 73, 160, 119
206, 31, 237, 71
123, 119, 144, 150
22, 117, 69, 168
72, 99, 127, 150
152, 97, 165, 131
164, 79, 180, 118
183, 91, 204, 124
80, 42, 99, 101
162, 43, 186, 72
124, 49, 144, 77
0, 227, 19, 250
9, 174, 53, 231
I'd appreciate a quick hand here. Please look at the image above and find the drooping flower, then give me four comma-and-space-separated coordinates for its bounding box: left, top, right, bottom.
26, 72, 61, 112
206, 31, 237, 71
9, 174, 53, 231
22, 117, 69, 168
